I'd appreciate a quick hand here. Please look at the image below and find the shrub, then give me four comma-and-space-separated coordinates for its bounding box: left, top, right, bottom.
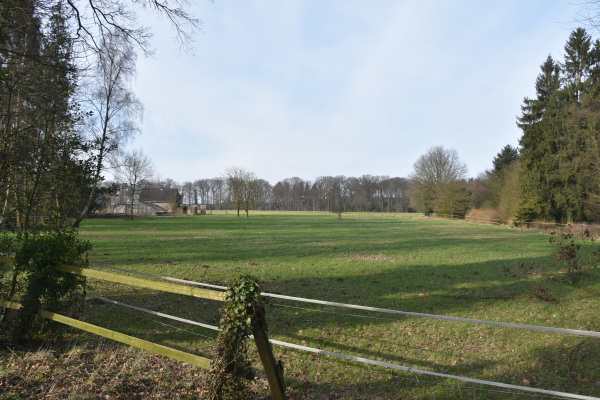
549, 232, 599, 284
1, 229, 91, 342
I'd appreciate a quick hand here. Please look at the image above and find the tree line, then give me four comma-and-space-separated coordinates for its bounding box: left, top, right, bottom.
135, 27, 600, 223
131, 172, 412, 216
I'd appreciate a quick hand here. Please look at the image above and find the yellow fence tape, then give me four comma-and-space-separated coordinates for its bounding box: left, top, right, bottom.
0, 300, 212, 369
55, 265, 226, 302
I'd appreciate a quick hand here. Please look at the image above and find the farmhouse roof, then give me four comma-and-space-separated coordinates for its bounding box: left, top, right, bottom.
139, 188, 179, 203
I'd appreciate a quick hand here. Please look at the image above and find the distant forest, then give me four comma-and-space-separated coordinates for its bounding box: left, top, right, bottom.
147, 175, 412, 214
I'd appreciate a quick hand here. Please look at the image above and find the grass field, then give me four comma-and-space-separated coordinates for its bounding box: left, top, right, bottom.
2, 211, 600, 399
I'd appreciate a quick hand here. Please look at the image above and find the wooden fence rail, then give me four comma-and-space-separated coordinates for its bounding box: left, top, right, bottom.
0, 299, 211, 369
0, 259, 286, 400
54, 264, 227, 301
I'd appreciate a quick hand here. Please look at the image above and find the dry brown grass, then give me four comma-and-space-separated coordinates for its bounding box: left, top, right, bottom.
0, 341, 270, 399
342, 253, 396, 262
464, 209, 600, 238
465, 208, 499, 221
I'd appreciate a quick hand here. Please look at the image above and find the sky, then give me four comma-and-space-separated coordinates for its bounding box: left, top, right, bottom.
129, 0, 588, 185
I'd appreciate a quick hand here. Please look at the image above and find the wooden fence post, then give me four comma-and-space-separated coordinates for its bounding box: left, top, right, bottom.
252, 306, 286, 400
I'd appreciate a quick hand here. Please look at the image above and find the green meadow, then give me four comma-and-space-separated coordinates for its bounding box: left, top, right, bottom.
71, 211, 600, 399
4, 212, 600, 399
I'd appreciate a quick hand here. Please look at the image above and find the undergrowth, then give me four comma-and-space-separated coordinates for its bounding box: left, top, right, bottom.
0, 229, 91, 342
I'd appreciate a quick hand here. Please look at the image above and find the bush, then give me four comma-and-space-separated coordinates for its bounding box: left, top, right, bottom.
550, 232, 600, 285
1, 229, 91, 342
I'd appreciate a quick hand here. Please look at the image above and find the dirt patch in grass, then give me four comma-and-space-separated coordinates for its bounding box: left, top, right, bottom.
247, 238, 274, 243
343, 253, 396, 262
307, 242, 340, 246
128, 227, 157, 232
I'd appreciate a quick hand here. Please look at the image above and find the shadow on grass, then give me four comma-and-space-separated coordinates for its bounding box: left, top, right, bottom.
75, 262, 600, 399
73, 214, 600, 398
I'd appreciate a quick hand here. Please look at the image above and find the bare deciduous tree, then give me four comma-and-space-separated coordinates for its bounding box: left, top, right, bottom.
410, 146, 469, 215
40, 0, 201, 57
224, 167, 260, 217
328, 176, 348, 220
73, 30, 142, 226
112, 148, 154, 220
210, 178, 224, 210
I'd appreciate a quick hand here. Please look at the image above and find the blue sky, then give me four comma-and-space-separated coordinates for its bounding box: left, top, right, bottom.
131, 0, 585, 184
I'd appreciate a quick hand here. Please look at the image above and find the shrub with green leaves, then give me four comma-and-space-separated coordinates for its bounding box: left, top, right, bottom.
1, 229, 91, 341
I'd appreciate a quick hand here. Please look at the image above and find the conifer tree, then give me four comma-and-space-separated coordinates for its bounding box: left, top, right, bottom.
0, 1, 93, 230
516, 28, 600, 222
492, 145, 518, 173
516, 56, 563, 221
563, 28, 592, 102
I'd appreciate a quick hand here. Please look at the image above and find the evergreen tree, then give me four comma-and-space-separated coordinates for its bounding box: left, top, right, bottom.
0, 1, 93, 230
562, 28, 592, 102
556, 29, 598, 221
516, 28, 600, 222
492, 145, 519, 173
0, 0, 45, 229
562, 38, 600, 220
517, 55, 564, 221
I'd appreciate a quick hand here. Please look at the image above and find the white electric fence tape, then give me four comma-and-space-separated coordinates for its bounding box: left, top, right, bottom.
91, 263, 600, 339
86, 292, 600, 400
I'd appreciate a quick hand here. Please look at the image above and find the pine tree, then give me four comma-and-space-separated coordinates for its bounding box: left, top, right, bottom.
562, 28, 592, 102
517, 55, 564, 221
516, 29, 600, 222
492, 145, 518, 173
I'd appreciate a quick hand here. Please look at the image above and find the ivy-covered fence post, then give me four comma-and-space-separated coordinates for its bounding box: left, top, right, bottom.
252, 305, 286, 400
208, 275, 286, 400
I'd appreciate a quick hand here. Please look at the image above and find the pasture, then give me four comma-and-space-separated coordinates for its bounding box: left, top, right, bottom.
3, 211, 600, 399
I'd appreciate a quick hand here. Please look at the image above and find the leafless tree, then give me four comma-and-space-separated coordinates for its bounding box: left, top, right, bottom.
73, 30, 141, 226
210, 178, 224, 209
410, 146, 469, 215
161, 177, 179, 190
194, 179, 210, 205
34, 0, 201, 58
224, 167, 260, 217
324, 175, 348, 219
112, 148, 155, 220
381, 177, 410, 213
255, 179, 273, 210
181, 181, 194, 205
574, 1, 600, 34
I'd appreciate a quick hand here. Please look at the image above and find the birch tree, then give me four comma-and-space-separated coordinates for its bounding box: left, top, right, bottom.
112, 148, 154, 220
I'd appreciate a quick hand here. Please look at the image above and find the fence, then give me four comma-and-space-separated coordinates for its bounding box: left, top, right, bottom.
2, 258, 600, 399
87, 263, 600, 399
0, 260, 286, 400
429, 213, 600, 236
